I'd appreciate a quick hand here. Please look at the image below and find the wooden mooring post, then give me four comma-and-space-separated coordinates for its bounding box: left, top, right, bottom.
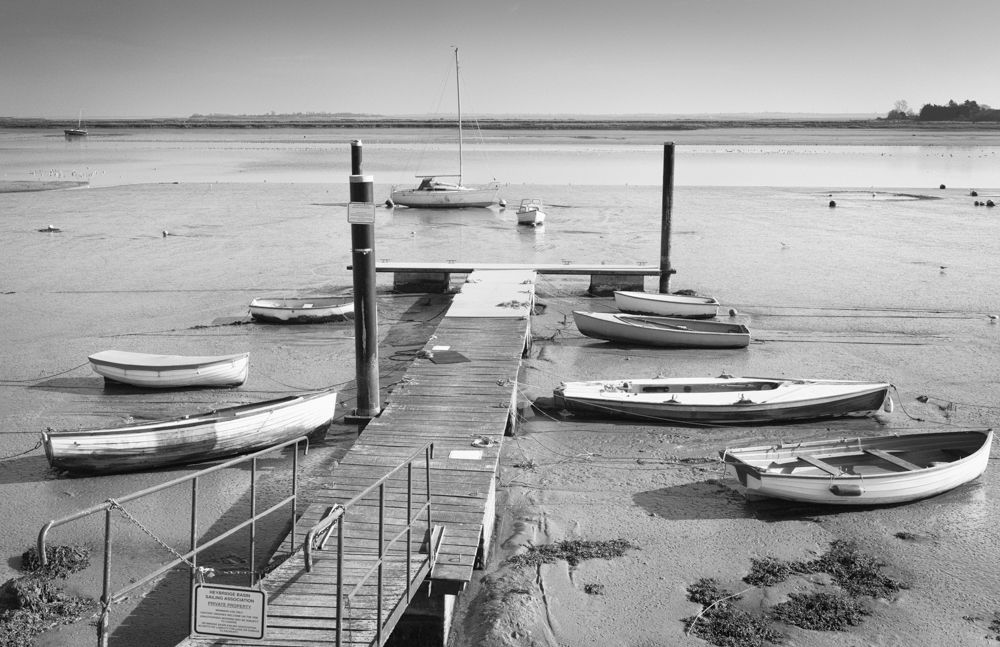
658, 142, 677, 293
348, 140, 381, 422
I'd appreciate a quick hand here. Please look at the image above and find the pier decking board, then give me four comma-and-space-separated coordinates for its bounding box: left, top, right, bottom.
176, 270, 530, 646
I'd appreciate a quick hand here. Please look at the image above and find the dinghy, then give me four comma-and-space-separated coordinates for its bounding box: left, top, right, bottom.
720, 429, 993, 505
249, 296, 354, 323
42, 390, 338, 475
516, 199, 546, 226
573, 311, 750, 348
614, 291, 720, 318
552, 376, 891, 424
88, 350, 249, 388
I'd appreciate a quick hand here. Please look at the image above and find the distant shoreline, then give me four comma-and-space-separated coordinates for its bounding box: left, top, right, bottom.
3, 116, 1000, 132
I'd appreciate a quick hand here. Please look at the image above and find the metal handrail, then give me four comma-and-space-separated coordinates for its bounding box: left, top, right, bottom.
303, 441, 435, 647
36, 436, 310, 647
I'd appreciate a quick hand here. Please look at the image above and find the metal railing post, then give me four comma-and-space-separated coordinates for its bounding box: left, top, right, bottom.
406, 462, 413, 602
188, 477, 199, 632
376, 482, 385, 645
98, 508, 113, 647
336, 518, 344, 647
250, 457, 257, 586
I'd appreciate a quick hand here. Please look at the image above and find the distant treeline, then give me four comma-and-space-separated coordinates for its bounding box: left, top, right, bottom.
886, 99, 1000, 122
4, 114, 1000, 131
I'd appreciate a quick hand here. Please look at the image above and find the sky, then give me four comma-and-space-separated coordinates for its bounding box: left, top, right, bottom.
3, 0, 999, 119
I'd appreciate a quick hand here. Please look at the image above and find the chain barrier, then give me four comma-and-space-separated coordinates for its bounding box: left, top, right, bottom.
107, 498, 285, 584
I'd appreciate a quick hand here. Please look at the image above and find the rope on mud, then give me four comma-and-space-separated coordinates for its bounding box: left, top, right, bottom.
0, 361, 89, 384
686, 585, 756, 636
0, 436, 43, 460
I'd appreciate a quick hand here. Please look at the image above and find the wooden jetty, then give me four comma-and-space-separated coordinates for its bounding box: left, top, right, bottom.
178, 269, 536, 646
359, 261, 658, 295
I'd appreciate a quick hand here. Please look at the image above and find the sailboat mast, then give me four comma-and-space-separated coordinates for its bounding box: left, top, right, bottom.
454, 46, 463, 186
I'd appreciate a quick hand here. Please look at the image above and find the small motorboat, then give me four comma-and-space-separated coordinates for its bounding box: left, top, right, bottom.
88, 350, 249, 388
720, 429, 993, 505
552, 375, 892, 424
43, 390, 338, 474
516, 199, 546, 226
249, 296, 354, 324
573, 311, 750, 348
614, 291, 720, 318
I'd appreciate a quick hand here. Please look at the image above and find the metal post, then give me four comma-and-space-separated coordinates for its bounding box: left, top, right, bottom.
99, 508, 113, 647
348, 140, 381, 421
658, 142, 677, 293
249, 457, 257, 586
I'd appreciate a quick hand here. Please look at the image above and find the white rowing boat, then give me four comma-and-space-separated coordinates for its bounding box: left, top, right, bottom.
43, 390, 337, 474
249, 296, 354, 323
721, 429, 993, 505
573, 311, 750, 348
553, 376, 891, 424
88, 350, 249, 388
614, 291, 720, 318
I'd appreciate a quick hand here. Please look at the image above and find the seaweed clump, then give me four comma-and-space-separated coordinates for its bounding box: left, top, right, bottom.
507, 538, 636, 569
686, 540, 908, 646
0, 545, 95, 646
744, 539, 906, 600
770, 591, 869, 630
683, 578, 782, 647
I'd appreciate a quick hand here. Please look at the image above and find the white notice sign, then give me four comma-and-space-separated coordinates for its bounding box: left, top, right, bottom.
347, 202, 376, 224
192, 583, 266, 639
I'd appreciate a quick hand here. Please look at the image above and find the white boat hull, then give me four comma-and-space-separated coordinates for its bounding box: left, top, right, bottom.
722, 430, 992, 505
516, 198, 546, 226
573, 311, 749, 348
43, 390, 337, 474
390, 184, 500, 208
614, 291, 720, 318
88, 350, 249, 388
249, 297, 354, 323
553, 376, 891, 424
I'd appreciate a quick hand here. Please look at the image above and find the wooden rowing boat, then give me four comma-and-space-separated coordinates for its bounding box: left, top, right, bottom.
88, 350, 249, 388
42, 390, 337, 474
720, 429, 993, 505
249, 296, 354, 323
552, 376, 891, 424
614, 291, 720, 318
573, 311, 750, 348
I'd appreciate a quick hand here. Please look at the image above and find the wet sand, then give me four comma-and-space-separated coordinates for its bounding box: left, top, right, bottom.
447, 279, 1000, 647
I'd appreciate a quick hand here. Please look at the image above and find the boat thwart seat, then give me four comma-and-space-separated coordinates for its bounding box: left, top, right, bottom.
864, 448, 922, 471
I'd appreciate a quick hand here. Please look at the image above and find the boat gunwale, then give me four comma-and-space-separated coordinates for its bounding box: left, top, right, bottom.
721, 429, 993, 480
88, 351, 249, 372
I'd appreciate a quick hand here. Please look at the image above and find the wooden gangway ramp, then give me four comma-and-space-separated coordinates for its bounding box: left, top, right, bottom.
179, 270, 535, 646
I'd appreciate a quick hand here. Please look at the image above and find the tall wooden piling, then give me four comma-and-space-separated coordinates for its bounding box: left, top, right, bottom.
348, 140, 381, 420
658, 142, 676, 293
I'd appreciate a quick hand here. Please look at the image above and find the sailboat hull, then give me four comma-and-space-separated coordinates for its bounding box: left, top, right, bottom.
391, 184, 499, 208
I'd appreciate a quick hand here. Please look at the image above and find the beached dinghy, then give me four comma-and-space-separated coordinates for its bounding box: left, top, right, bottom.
552, 376, 891, 424
88, 350, 249, 388
614, 291, 720, 319
249, 296, 354, 323
573, 311, 750, 348
42, 390, 337, 475
516, 198, 546, 226
720, 429, 993, 505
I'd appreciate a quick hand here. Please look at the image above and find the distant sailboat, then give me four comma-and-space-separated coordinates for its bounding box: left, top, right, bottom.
390, 48, 500, 208
64, 111, 88, 139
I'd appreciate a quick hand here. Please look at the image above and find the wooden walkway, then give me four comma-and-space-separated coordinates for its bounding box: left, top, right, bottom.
178, 270, 535, 646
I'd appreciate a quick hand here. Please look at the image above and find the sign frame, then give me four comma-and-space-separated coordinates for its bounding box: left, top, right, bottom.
191, 583, 267, 640
347, 202, 377, 224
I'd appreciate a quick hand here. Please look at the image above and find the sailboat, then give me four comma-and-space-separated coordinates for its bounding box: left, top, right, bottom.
64, 111, 88, 139
390, 48, 500, 208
